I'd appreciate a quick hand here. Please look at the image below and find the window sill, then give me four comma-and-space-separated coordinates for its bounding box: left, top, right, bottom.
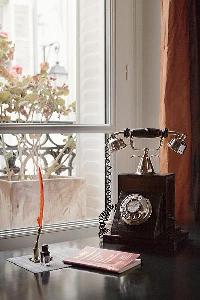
0, 219, 99, 251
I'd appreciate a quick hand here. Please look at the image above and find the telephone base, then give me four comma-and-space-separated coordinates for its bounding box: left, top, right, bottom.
103, 228, 189, 254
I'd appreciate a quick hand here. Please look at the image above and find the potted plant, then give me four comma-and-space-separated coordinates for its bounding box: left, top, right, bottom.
0, 32, 86, 230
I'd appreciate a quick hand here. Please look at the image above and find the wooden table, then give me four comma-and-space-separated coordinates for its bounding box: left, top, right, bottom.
1, 228, 200, 300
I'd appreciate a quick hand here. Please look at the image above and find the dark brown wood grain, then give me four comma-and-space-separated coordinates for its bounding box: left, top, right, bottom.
1, 229, 200, 300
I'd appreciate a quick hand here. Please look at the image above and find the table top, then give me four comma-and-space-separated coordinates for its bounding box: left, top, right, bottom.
1, 227, 200, 300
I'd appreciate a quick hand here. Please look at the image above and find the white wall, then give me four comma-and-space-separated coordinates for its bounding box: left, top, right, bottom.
115, 0, 137, 174
115, 0, 160, 174
141, 0, 160, 171
142, 0, 160, 128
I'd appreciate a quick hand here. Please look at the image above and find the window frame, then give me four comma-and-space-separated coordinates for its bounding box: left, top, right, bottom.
0, 0, 116, 242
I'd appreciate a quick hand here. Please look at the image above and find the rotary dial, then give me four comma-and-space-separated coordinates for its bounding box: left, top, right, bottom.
120, 194, 152, 225
126, 200, 141, 213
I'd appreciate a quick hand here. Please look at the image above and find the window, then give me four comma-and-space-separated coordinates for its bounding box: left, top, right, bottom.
0, 0, 115, 237
0, 0, 108, 125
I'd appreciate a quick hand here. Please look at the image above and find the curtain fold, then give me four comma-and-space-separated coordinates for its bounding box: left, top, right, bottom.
160, 0, 193, 224
189, 0, 200, 221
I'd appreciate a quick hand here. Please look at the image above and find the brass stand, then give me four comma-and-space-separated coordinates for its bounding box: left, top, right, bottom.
103, 228, 189, 254
30, 227, 42, 263
136, 148, 155, 175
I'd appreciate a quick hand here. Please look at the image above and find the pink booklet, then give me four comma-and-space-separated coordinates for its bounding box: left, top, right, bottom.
63, 246, 141, 274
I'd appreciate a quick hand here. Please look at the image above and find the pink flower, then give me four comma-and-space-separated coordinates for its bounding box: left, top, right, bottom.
10, 64, 23, 75
9, 68, 17, 76
0, 32, 8, 39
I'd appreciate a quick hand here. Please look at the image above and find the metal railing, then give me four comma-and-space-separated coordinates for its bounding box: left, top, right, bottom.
0, 131, 76, 177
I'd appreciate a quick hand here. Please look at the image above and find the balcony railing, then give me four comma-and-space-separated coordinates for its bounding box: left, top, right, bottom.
0, 127, 76, 178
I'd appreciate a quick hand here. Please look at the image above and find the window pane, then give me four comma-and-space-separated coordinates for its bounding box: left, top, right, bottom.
0, 0, 107, 125
0, 132, 105, 230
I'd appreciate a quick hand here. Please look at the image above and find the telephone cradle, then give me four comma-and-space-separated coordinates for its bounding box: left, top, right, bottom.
103, 173, 189, 254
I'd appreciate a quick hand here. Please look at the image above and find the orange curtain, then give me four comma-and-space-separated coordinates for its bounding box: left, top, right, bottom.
188, 1, 200, 221
160, 0, 193, 224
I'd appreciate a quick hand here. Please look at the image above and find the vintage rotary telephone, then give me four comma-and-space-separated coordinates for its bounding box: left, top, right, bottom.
100, 128, 188, 252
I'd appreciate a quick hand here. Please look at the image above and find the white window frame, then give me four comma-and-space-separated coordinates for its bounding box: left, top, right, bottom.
0, 0, 116, 247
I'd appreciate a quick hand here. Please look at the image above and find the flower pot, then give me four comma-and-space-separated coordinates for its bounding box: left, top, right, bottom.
0, 176, 86, 230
